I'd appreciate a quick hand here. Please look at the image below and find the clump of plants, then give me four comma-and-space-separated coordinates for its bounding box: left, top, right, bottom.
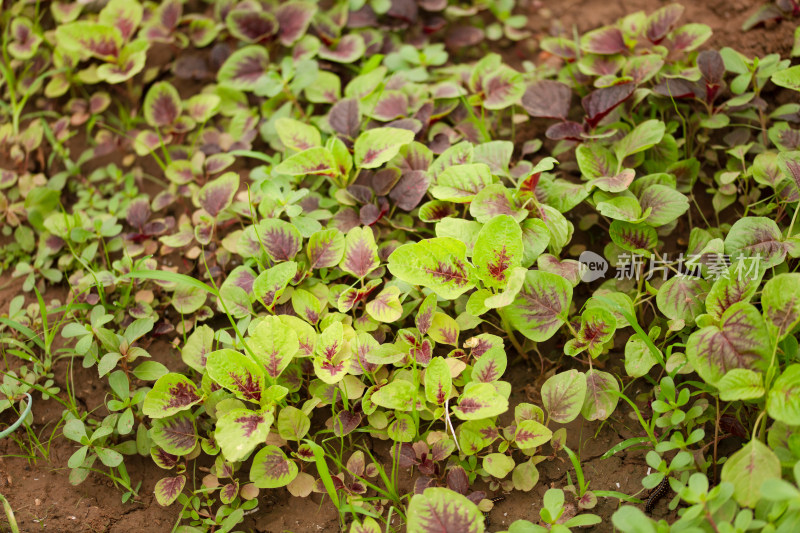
2, 1, 800, 532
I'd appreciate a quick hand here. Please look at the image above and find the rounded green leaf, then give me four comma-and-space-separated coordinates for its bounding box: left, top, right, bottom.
371, 380, 417, 411
250, 445, 298, 488
724, 217, 786, 269
483, 453, 515, 478
387, 237, 475, 300
248, 316, 299, 379
767, 364, 800, 425
425, 357, 452, 405
366, 286, 403, 323
718, 369, 765, 402
686, 302, 770, 387
721, 439, 780, 508
151, 412, 197, 456
506, 270, 572, 342
143, 373, 202, 419
452, 382, 508, 421
144, 81, 180, 128
354, 127, 415, 169
656, 276, 710, 325
473, 215, 524, 289
216, 408, 274, 462
541, 370, 587, 424
581, 369, 619, 421
206, 349, 266, 404
514, 419, 552, 449
762, 273, 800, 341
407, 487, 485, 533
154, 475, 186, 506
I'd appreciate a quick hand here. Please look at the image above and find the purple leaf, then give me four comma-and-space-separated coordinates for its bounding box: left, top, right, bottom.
154, 475, 186, 506
581, 26, 626, 54
275, 2, 316, 46
653, 78, 701, 99
333, 410, 362, 437
319, 34, 365, 63
390, 170, 430, 211
698, 50, 724, 86
646, 4, 685, 43
329, 98, 361, 139
545, 121, 584, 141
261, 219, 302, 262
152, 412, 197, 455
582, 82, 635, 128
126, 198, 151, 228
144, 81, 181, 128
445, 26, 484, 48
521, 80, 572, 120
226, 9, 278, 43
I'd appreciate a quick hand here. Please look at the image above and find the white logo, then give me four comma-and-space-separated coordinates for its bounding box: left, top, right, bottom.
579, 251, 608, 282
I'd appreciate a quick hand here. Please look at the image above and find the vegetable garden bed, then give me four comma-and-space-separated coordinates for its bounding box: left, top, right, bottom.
2, 0, 800, 532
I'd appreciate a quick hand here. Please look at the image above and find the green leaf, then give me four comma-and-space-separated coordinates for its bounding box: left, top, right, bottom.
576, 143, 617, 180
277, 406, 311, 441
253, 262, 297, 309
429, 312, 459, 346
275, 117, 321, 152
514, 419, 552, 449
248, 316, 299, 379
565, 308, 616, 358
171, 284, 207, 315
483, 453, 515, 478
354, 128, 415, 169
371, 380, 417, 411
705, 266, 761, 321
151, 412, 197, 456
541, 370, 587, 424
143, 81, 181, 128
217, 45, 272, 91
274, 147, 338, 178
686, 302, 770, 387
430, 164, 493, 203
340, 226, 380, 279
771, 65, 800, 91
624, 336, 657, 378
424, 357, 452, 405
721, 439, 780, 508
407, 488, 484, 533
198, 172, 238, 217
718, 369, 765, 402
581, 369, 619, 421
506, 270, 572, 342
656, 276, 710, 325
609, 221, 657, 256
206, 349, 266, 404
366, 286, 403, 323
143, 373, 202, 419
307, 229, 345, 270
724, 217, 786, 269
154, 475, 186, 506
614, 120, 666, 163
387, 237, 475, 300
452, 382, 508, 420
259, 218, 303, 262
761, 273, 800, 341
473, 215, 523, 289
767, 364, 800, 425
216, 408, 274, 462
416, 293, 438, 336
250, 445, 298, 488
638, 185, 689, 226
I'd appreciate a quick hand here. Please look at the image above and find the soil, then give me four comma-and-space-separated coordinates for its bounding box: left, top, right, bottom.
0, 1, 794, 532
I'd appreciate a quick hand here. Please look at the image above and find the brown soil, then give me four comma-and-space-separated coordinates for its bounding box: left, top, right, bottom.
0, 1, 794, 532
